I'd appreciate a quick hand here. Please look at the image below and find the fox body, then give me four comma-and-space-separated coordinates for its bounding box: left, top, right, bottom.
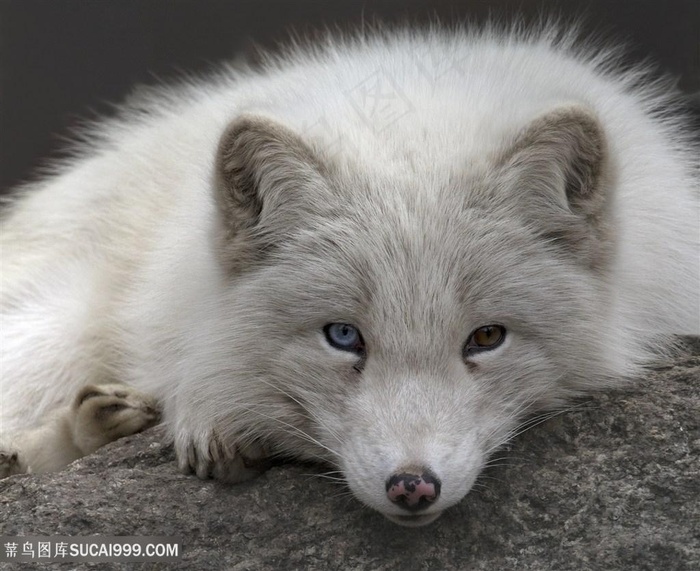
1, 26, 698, 526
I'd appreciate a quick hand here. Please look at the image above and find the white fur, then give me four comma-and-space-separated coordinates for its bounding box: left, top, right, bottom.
1, 25, 698, 525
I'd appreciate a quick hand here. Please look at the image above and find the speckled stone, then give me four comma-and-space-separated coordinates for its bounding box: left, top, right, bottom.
1, 338, 698, 570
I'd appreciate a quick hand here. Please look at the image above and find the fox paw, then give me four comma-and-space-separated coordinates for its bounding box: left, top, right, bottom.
0, 445, 29, 478
72, 383, 162, 455
175, 431, 270, 484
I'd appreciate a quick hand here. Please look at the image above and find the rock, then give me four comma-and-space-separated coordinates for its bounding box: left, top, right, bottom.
1, 338, 698, 570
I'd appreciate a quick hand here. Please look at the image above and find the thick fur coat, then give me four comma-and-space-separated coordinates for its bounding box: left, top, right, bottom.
1, 25, 698, 525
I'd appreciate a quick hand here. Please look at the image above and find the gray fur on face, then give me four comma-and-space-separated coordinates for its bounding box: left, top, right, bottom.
206, 107, 621, 515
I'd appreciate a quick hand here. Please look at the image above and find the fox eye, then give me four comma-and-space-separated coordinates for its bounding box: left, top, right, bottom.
323, 323, 365, 355
463, 325, 506, 358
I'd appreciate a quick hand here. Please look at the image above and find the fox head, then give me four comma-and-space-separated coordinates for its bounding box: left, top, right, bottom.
196, 106, 618, 525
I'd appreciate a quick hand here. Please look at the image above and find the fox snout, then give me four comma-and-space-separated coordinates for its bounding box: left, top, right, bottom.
385, 468, 441, 511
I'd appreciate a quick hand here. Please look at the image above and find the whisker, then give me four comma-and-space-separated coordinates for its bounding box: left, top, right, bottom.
481, 461, 514, 470
230, 401, 342, 461
302, 472, 347, 483
480, 381, 567, 456
252, 377, 345, 446
329, 489, 356, 501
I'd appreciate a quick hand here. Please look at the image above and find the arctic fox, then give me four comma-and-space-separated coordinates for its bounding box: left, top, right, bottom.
0, 25, 698, 527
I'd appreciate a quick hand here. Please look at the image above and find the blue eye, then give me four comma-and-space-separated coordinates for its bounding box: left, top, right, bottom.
323, 323, 365, 355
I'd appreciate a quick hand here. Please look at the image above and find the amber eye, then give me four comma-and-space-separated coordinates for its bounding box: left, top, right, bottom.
463, 325, 506, 358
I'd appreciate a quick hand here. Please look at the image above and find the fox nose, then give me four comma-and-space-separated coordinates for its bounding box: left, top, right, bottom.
385, 468, 441, 511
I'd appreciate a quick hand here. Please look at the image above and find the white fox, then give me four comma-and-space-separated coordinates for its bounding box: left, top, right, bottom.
1, 25, 698, 526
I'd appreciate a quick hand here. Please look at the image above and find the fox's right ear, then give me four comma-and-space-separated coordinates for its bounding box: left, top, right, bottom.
214, 116, 327, 271
494, 105, 614, 271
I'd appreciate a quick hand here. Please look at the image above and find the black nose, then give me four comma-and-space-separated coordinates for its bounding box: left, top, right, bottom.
385, 468, 441, 512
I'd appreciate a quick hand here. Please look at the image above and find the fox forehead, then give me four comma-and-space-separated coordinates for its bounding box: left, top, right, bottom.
250, 197, 571, 336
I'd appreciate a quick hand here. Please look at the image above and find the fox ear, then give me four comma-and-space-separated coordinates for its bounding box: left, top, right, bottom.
505, 105, 608, 217
499, 105, 613, 268
215, 116, 326, 270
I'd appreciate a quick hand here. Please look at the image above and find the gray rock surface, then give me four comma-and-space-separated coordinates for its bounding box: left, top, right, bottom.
1, 338, 698, 570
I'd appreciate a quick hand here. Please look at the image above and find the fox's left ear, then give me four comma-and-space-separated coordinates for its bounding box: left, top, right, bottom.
214, 116, 329, 272
498, 105, 613, 268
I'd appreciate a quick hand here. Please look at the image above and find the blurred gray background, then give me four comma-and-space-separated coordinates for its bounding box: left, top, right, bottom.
1, 0, 699, 194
